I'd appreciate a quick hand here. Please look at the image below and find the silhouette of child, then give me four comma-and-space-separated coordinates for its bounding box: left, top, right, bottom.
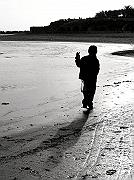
75, 45, 100, 109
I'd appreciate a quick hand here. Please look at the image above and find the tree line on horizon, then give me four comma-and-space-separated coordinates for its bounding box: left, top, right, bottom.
1, 6, 134, 34
30, 6, 134, 34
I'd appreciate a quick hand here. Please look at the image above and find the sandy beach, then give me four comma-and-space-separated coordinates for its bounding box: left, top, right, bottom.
0, 39, 134, 180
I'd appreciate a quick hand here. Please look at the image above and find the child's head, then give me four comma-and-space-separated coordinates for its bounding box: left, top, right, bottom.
88, 45, 97, 55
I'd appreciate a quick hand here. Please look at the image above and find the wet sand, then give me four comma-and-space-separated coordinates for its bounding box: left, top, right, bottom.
0, 41, 134, 180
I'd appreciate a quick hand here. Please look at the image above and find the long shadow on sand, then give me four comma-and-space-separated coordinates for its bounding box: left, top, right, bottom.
0, 110, 90, 170
43, 110, 90, 170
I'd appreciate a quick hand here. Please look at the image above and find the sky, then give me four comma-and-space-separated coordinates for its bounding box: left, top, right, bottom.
0, 0, 134, 31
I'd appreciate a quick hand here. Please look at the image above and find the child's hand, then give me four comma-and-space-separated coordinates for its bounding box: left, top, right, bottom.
75, 52, 80, 59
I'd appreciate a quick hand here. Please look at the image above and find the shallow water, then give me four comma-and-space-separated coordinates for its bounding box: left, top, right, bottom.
0, 41, 134, 136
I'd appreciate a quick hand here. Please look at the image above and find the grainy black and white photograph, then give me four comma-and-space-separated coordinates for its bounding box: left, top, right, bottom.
0, 0, 134, 179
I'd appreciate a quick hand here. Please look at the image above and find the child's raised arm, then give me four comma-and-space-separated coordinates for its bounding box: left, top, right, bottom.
75, 52, 81, 67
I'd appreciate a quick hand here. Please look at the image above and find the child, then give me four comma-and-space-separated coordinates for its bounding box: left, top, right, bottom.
75, 45, 100, 110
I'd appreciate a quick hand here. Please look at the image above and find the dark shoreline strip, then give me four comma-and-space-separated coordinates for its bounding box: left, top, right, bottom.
1, 33, 134, 44
112, 50, 134, 57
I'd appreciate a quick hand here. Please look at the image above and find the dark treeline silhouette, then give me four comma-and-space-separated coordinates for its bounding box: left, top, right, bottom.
30, 6, 134, 34
95, 5, 134, 18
